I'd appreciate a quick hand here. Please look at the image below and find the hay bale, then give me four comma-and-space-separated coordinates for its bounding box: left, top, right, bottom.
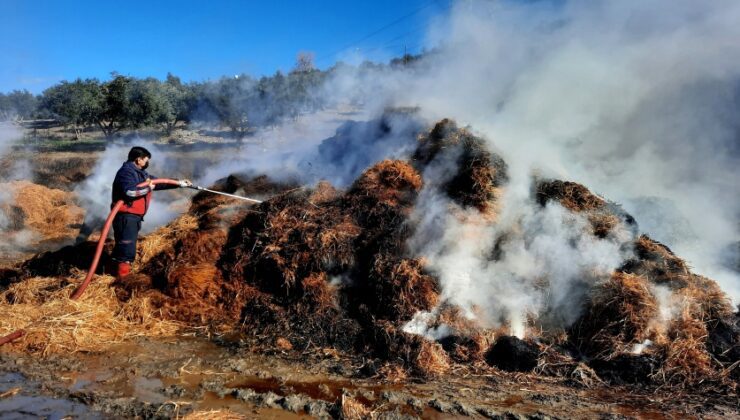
535, 179, 636, 238
658, 307, 716, 385
536, 180, 606, 212
346, 159, 422, 210
137, 214, 199, 267
485, 336, 540, 372
621, 235, 691, 288
224, 187, 360, 298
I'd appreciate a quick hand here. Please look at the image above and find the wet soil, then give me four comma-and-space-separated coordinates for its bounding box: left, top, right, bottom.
1, 335, 737, 419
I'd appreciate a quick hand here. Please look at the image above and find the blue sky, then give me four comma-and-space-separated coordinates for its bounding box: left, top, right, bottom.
0, 0, 451, 94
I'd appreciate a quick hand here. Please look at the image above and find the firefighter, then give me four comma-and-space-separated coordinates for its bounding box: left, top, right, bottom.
110, 146, 191, 280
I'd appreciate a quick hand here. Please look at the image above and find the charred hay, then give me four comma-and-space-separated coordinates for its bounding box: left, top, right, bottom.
535, 179, 637, 238
218, 160, 436, 355
485, 336, 540, 372
571, 271, 659, 358
413, 119, 507, 214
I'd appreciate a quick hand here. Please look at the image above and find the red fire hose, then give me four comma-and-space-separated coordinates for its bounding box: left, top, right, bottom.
0, 178, 182, 347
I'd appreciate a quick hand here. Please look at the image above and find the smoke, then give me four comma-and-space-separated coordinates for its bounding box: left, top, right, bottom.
185, 2, 740, 336
219, 0, 738, 333
0, 123, 21, 158
197, 106, 427, 190
315, 1, 737, 312
0, 123, 38, 254
405, 140, 636, 337
410, 0, 740, 303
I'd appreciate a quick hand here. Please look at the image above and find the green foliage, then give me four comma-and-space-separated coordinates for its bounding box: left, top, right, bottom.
0, 90, 38, 121
4, 52, 420, 138
39, 79, 104, 127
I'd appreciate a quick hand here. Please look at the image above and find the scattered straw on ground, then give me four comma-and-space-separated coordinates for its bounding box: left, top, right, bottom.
341, 394, 371, 420
182, 409, 247, 420
0, 270, 180, 355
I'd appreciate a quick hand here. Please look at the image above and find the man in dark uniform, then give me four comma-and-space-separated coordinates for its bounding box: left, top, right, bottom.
111, 146, 191, 280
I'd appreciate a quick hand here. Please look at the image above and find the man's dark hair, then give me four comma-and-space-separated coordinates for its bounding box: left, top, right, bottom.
127, 146, 152, 162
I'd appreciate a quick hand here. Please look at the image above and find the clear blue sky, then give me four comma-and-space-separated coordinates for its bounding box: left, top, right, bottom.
0, 0, 451, 94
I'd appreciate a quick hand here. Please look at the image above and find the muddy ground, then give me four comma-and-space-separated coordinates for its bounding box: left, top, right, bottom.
2, 334, 737, 419
1, 127, 738, 419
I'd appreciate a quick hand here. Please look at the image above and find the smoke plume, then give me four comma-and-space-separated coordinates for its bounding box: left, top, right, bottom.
194, 1, 740, 334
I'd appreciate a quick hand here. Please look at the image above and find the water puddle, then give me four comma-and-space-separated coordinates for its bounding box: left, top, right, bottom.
0, 372, 98, 419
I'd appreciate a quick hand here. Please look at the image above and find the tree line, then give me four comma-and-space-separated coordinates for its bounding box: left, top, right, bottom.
0, 52, 425, 139
1, 67, 327, 139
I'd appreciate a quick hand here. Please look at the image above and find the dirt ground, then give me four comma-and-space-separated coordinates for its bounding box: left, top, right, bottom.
2, 334, 736, 419
1, 126, 738, 419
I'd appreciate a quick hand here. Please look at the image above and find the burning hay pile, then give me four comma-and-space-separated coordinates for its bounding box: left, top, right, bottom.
0, 117, 737, 391
538, 181, 738, 387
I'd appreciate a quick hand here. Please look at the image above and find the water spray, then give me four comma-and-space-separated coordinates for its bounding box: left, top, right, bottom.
188, 185, 263, 203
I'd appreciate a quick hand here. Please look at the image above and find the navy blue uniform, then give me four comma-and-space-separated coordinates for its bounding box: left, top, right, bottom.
110, 161, 177, 263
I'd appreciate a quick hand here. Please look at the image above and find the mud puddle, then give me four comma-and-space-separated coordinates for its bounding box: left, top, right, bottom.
0, 372, 99, 419
0, 335, 737, 418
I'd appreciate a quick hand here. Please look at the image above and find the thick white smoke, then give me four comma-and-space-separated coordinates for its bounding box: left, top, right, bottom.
0, 123, 37, 254
319, 1, 740, 309
198, 107, 426, 189
184, 0, 740, 328
405, 139, 636, 337
0, 123, 21, 158
419, 0, 740, 303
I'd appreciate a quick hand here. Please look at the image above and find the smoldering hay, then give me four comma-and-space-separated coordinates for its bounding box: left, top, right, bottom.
311, 0, 740, 303
1, 116, 738, 389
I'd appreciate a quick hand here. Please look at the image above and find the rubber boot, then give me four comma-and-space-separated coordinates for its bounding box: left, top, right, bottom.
116, 262, 131, 281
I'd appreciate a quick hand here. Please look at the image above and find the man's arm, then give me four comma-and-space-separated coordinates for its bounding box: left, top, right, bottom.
118, 170, 151, 198
150, 175, 191, 190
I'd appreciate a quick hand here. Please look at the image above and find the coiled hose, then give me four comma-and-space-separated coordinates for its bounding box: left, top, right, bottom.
0, 178, 181, 346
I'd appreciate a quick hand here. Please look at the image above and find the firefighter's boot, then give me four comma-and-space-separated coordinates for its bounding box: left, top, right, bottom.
116, 262, 131, 281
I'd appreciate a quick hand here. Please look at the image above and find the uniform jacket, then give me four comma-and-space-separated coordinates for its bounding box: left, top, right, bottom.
111, 161, 176, 216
